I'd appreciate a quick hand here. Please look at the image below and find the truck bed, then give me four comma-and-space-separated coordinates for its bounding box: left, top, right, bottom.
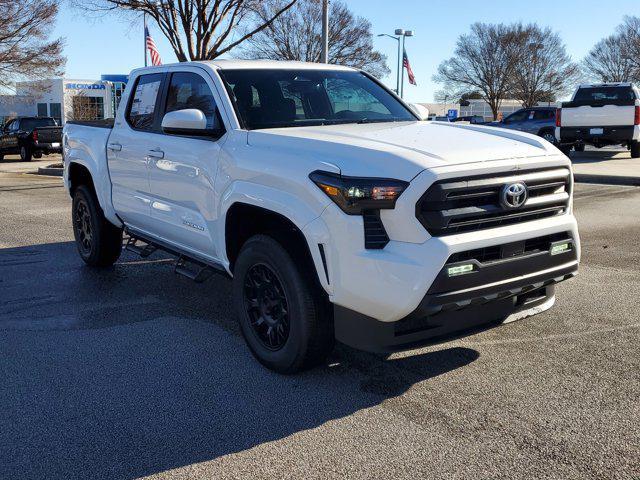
66, 118, 115, 129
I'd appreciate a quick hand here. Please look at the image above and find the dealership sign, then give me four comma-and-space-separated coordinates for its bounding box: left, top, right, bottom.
65, 83, 106, 90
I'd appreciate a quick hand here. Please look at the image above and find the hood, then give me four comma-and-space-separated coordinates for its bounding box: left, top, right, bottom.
247, 121, 559, 181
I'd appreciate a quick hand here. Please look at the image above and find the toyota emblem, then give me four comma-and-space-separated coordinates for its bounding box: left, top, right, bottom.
500, 182, 528, 209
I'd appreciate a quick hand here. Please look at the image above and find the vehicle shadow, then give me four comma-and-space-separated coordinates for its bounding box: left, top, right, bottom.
570, 149, 629, 163
0, 242, 479, 479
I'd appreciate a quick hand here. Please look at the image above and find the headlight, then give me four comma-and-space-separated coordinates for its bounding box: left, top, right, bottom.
309, 170, 409, 215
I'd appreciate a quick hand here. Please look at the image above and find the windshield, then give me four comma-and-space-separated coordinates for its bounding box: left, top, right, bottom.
218, 69, 416, 130
21, 118, 57, 130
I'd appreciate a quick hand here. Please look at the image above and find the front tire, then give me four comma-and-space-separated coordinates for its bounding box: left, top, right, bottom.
233, 235, 334, 373
20, 146, 32, 162
72, 185, 123, 267
631, 141, 640, 159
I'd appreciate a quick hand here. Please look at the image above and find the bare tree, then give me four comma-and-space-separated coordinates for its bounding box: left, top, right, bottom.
75, 0, 299, 61
240, 0, 389, 78
616, 16, 640, 76
510, 25, 579, 107
583, 34, 636, 83
434, 23, 522, 120
0, 0, 65, 90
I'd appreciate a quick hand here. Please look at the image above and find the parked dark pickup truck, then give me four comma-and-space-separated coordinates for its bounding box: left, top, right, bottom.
0, 117, 63, 161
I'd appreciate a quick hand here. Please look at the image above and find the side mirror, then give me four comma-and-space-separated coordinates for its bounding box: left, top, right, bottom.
409, 103, 429, 120
161, 109, 209, 136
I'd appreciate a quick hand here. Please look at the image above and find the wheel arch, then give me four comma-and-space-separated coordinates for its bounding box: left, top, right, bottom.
66, 159, 122, 227
224, 202, 329, 294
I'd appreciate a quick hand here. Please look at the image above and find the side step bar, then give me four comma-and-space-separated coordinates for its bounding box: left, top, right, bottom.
124, 229, 230, 283
174, 255, 217, 283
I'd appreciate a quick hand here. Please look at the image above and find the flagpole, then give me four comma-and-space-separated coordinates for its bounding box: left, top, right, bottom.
143, 12, 148, 67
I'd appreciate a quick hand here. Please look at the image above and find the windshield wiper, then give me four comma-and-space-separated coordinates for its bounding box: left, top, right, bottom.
356, 117, 403, 124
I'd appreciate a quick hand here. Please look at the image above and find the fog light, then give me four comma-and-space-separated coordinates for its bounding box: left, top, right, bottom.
550, 242, 571, 256
447, 264, 475, 277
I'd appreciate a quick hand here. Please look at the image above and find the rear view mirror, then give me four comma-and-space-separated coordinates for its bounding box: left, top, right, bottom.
161, 109, 209, 136
410, 103, 429, 120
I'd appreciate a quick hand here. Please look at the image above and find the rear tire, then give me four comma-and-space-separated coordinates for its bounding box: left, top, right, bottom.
539, 130, 557, 145
233, 235, 334, 373
20, 146, 32, 162
574, 143, 585, 152
33, 151, 42, 159
72, 185, 123, 267
631, 141, 640, 159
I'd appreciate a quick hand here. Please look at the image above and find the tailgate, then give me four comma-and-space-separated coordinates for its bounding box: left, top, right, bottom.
561, 105, 635, 127
36, 126, 63, 143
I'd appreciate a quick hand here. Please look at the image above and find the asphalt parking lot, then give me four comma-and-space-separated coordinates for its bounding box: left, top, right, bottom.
0, 154, 638, 479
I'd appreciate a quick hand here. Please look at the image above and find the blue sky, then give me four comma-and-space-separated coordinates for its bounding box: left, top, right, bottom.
56, 0, 639, 102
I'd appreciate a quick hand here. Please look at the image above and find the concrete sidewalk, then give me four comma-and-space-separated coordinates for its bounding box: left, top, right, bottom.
570, 148, 640, 186
0, 154, 62, 175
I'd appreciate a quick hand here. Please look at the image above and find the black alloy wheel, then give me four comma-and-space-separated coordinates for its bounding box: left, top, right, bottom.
74, 196, 93, 257
243, 263, 290, 351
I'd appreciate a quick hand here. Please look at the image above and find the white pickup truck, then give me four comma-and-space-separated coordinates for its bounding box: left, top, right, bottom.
556, 83, 640, 156
63, 60, 580, 373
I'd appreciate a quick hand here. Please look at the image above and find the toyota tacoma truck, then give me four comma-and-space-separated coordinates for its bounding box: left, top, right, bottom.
0, 116, 62, 161
555, 82, 640, 156
63, 60, 580, 373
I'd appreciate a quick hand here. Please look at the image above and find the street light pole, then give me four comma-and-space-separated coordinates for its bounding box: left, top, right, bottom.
377, 33, 400, 94
378, 29, 414, 98
321, 0, 329, 63
143, 12, 148, 67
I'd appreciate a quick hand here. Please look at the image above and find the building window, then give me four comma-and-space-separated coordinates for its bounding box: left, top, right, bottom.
49, 103, 62, 125
70, 96, 104, 122
111, 82, 127, 114
37, 103, 48, 117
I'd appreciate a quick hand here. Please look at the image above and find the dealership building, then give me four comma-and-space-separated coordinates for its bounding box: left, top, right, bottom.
0, 74, 128, 125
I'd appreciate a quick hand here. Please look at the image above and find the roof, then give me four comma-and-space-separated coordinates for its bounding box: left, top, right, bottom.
198, 59, 355, 71
577, 82, 634, 88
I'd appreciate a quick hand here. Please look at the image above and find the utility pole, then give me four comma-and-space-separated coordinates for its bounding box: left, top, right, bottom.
321, 0, 329, 63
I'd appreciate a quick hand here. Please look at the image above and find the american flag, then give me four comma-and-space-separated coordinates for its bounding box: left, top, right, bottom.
403, 48, 416, 86
145, 26, 162, 66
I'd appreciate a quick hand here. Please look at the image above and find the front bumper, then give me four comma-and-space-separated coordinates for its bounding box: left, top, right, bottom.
335, 261, 576, 353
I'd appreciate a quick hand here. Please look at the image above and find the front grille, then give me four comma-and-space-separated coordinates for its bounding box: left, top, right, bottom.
416, 168, 571, 236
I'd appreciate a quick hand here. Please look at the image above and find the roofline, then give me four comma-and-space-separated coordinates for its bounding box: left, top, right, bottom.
577, 82, 634, 88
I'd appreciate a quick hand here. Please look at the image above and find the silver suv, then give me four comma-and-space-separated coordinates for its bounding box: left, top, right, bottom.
492, 107, 557, 145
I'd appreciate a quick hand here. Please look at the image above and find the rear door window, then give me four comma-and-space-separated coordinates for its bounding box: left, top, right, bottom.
533, 110, 555, 120
20, 118, 57, 130
127, 73, 163, 131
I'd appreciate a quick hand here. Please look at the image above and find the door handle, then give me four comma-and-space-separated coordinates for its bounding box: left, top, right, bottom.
107, 143, 122, 152
147, 149, 164, 159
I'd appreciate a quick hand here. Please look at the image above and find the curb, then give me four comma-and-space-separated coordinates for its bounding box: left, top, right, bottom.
574, 174, 640, 187
37, 166, 63, 177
